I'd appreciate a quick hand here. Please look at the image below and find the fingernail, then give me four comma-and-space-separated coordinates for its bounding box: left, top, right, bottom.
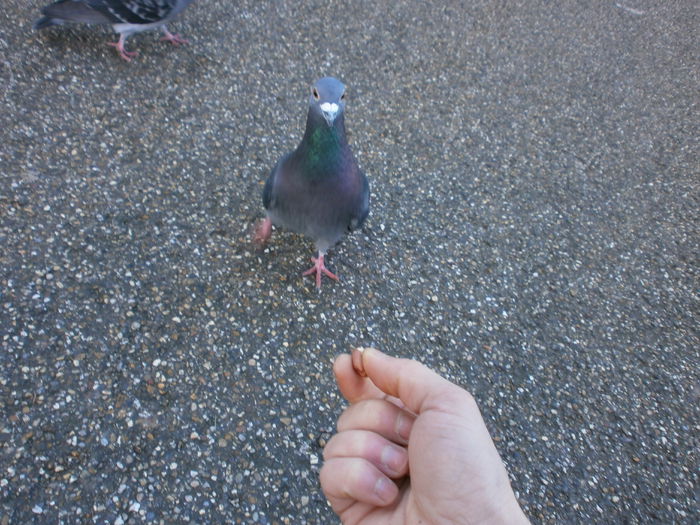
395, 412, 412, 443
351, 347, 367, 377
381, 445, 406, 475
374, 476, 396, 504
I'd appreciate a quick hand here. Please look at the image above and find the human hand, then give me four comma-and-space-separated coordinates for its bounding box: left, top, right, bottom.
320, 347, 529, 525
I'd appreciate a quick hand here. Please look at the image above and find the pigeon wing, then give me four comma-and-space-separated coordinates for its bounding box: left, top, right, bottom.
349, 171, 370, 232
86, 0, 176, 24
40, 0, 113, 25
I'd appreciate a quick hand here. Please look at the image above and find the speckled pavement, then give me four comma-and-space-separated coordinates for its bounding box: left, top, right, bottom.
1, 1, 698, 523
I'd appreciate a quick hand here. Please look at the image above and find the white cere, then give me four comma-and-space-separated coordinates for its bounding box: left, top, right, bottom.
320, 103, 339, 113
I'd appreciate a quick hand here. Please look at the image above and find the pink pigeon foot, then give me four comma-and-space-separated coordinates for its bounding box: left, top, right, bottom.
254, 217, 272, 246
161, 29, 189, 46
302, 254, 339, 288
107, 38, 137, 61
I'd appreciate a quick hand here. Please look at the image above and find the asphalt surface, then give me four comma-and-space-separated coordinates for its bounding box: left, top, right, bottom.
1, 0, 698, 523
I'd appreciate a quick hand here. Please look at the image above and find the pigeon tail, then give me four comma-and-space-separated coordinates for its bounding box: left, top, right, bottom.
33, 16, 59, 30
37, 1, 112, 27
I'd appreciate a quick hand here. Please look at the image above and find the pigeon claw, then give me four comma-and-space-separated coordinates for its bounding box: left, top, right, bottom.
302, 254, 339, 288
107, 40, 138, 61
253, 218, 272, 246
161, 30, 189, 46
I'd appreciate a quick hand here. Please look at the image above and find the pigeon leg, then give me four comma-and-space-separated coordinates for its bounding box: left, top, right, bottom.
107, 35, 137, 61
302, 253, 339, 288
161, 25, 189, 45
254, 217, 272, 246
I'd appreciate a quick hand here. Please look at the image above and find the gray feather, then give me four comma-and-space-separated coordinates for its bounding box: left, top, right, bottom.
36, 0, 112, 27
263, 77, 370, 254
34, 0, 194, 29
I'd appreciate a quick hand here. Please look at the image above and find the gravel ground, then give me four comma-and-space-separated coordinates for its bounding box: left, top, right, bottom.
1, 0, 698, 523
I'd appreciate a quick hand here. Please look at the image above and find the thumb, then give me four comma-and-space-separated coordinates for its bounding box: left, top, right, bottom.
359, 347, 469, 415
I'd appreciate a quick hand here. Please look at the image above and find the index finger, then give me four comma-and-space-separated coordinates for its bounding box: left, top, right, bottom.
333, 352, 404, 408
334, 353, 384, 403
359, 347, 470, 416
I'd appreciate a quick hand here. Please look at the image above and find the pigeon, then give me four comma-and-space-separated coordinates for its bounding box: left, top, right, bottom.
255, 77, 370, 288
33, 0, 195, 61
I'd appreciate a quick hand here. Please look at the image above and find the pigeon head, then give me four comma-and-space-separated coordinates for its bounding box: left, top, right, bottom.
309, 77, 347, 127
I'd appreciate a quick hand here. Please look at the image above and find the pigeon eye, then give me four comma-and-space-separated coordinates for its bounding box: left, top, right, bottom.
312, 88, 320, 100
340, 92, 346, 100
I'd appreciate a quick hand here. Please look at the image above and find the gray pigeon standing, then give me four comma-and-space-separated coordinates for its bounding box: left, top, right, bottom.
33, 0, 195, 61
255, 77, 370, 288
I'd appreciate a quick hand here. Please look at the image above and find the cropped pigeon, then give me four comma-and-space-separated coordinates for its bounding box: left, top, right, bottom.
33, 0, 195, 61
255, 77, 370, 288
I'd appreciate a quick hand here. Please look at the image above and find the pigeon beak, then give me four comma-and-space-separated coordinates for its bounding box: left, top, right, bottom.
320, 102, 339, 126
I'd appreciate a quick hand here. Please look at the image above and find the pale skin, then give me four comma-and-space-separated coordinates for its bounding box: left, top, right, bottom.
320, 348, 530, 525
